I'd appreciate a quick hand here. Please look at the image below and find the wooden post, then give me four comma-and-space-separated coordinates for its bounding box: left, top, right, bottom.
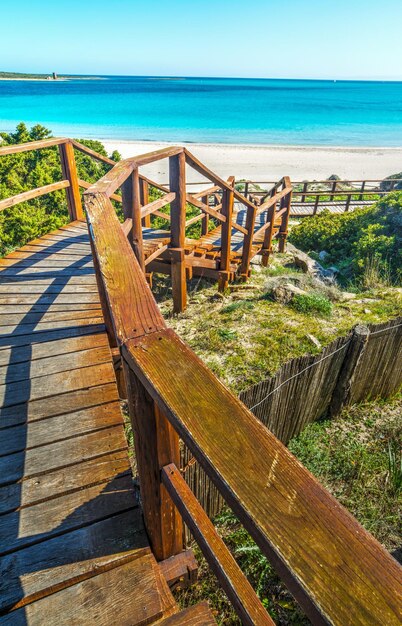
261, 204, 275, 267
58, 141, 84, 221
278, 179, 292, 253
301, 181, 308, 203
239, 203, 257, 279
169, 151, 187, 313
313, 193, 320, 215
218, 181, 234, 292
244, 181, 249, 200
140, 178, 151, 228
123, 361, 183, 561
122, 169, 145, 270
345, 193, 352, 212
359, 181, 365, 201
330, 325, 369, 417
201, 194, 209, 236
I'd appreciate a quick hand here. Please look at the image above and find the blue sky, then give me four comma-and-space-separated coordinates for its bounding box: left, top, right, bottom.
2, 0, 401, 80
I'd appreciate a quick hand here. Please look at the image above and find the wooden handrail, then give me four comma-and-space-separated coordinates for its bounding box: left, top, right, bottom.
0, 180, 70, 211
83, 154, 400, 625
141, 192, 176, 219
162, 463, 275, 626
0, 137, 68, 155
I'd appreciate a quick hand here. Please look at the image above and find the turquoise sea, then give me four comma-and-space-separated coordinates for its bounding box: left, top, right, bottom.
0, 76, 402, 146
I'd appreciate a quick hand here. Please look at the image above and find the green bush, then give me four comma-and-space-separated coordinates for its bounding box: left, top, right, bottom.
289, 193, 402, 285
290, 293, 333, 316
0, 123, 121, 256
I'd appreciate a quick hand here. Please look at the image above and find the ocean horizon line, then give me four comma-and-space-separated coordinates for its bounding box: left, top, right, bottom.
2, 72, 402, 83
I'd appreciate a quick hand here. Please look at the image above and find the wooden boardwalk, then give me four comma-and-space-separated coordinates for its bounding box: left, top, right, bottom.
0, 221, 215, 625
290, 200, 374, 216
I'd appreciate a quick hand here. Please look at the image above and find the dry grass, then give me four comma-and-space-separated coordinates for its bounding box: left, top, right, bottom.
154, 253, 401, 393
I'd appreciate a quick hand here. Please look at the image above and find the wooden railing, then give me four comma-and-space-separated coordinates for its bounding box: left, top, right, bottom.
83, 149, 401, 626
185, 178, 401, 215
0, 138, 292, 313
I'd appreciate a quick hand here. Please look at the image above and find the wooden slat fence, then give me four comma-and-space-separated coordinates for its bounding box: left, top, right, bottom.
240, 317, 402, 445
183, 317, 402, 522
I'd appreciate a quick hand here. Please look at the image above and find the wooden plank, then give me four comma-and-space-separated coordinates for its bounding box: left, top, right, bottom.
123, 329, 402, 626
0, 400, 122, 455
0, 302, 101, 314
0, 268, 95, 279
0, 383, 118, 429
0, 332, 108, 366
0, 425, 127, 487
156, 603, 216, 625
71, 139, 116, 166
162, 464, 274, 626
0, 509, 147, 613
141, 192, 176, 218
83, 192, 166, 342
0, 308, 103, 326
0, 473, 136, 556
0, 323, 105, 350
0, 293, 100, 306
2, 243, 92, 257
0, 316, 104, 338
2, 246, 91, 259
0, 137, 68, 156
0, 311, 103, 342
185, 193, 225, 223
0, 180, 70, 212
0, 361, 115, 407
0, 553, 176, 626
0, 449, 130, 513
0, 344, 110, 384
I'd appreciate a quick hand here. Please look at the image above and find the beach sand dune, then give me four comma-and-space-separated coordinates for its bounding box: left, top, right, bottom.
102, 139, 402, 185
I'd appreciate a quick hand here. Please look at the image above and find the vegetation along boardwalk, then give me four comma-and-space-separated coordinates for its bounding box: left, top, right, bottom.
0, 138, 401, 625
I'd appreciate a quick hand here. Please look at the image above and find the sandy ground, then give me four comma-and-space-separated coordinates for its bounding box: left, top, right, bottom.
101, 139, 402, 186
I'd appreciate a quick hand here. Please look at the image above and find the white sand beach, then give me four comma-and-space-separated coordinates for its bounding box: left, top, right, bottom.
102, 139, 402, 184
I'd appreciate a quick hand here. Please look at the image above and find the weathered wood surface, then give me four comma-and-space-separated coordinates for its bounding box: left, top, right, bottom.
123, 327, 402, 626
162, 464, 275, 626
0, 222, 200, 625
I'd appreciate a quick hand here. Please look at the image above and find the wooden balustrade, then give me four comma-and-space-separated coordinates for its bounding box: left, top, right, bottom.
83, 172, 401, 626
0, 138, 292, 313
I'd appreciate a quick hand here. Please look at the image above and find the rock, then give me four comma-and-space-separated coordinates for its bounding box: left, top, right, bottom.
271, 282, 307, 304
340, 291, 356, 301
286, 243, 337, 285
364, 308, 371, 314
318, 250, 329, 261
307, 334, 322, 349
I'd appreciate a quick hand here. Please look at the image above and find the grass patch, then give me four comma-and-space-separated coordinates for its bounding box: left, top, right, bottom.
160, 255, 401, 394
290, 293, 333, 317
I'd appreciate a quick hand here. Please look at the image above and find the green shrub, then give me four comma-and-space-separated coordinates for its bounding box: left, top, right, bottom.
289, 193, 402, 285
290, 293, 333, 316
0, 123, 121, 255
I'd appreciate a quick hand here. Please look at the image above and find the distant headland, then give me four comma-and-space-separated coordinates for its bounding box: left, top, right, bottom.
0, 71, 102, 81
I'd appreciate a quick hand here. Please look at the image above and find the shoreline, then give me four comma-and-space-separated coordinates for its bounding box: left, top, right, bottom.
101, 139, 402, 182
